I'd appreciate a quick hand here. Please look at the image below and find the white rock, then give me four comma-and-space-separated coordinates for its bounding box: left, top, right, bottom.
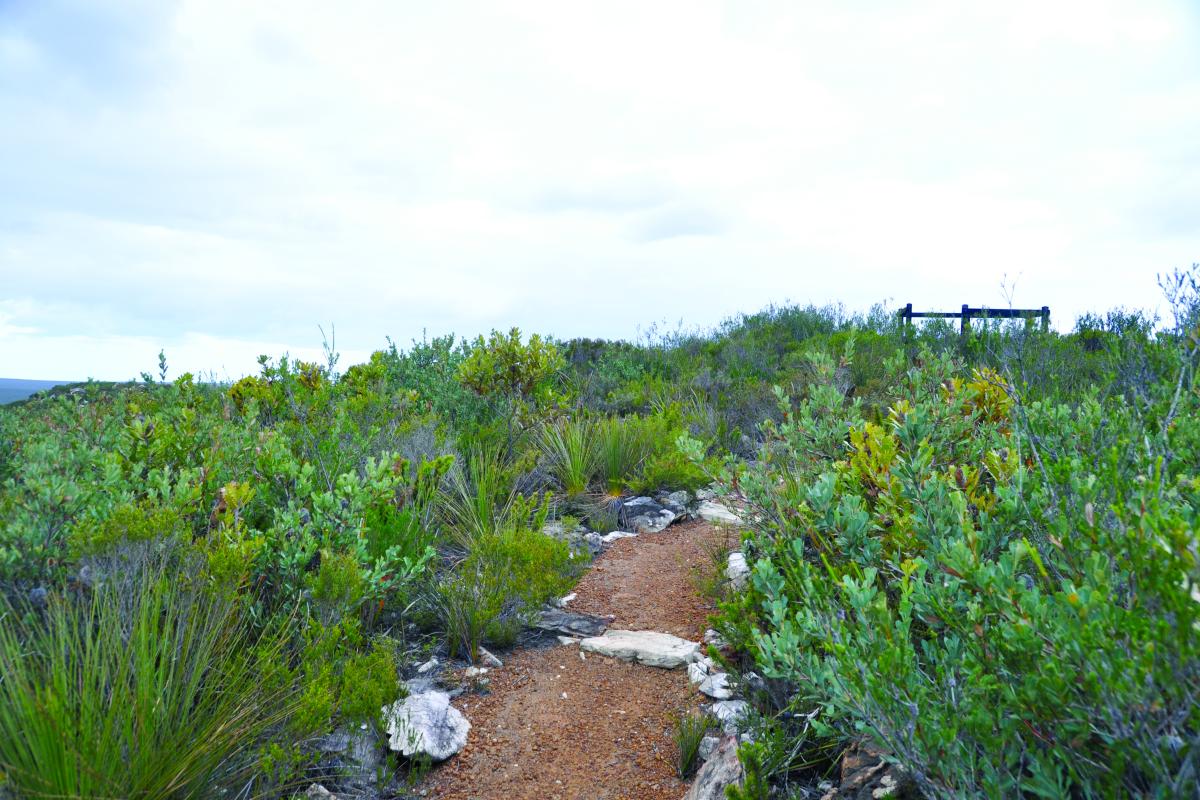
416, 657, 438, 674
699, 672, 733, 700
578, 629, 701, 669
688, 661, 710, 685
464, 666, 488, 679
698, 501, 743, 526
663, 490, 692, 513
684, 735, 744, 800
601, 530, 638, 544
621, 497, 677, 533
557, 635, 579, 646
383, 691, 470, 761
557, 592, 577, 607
726, 552, 750, 590
698, 734, 721, 761
305, 785, 336, 799
711, 700, 750, 733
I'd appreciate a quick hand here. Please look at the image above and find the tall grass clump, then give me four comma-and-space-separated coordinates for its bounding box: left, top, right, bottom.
595, 416, 654, 496
438, 442, 514, 547
673, 710, 714, 779
538, 417, 599, 497
0, 563, 299, 799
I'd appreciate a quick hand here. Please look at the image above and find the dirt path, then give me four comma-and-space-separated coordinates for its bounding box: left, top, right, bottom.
425, 519, 733, 800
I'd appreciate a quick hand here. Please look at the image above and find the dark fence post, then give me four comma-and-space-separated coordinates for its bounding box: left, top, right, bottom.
1041, 306, 1050, 332
960, 304, 971, 337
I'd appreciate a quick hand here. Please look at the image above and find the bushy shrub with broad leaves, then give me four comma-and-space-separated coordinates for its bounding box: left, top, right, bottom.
705, 319, 1200, 798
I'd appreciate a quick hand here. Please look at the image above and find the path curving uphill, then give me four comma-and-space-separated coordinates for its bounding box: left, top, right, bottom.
425, 519, 735, 800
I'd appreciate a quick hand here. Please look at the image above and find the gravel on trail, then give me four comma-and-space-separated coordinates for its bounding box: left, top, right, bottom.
425, 519, 731, 800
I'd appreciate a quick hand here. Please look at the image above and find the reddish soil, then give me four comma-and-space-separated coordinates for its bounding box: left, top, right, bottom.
425, 520, 730, 800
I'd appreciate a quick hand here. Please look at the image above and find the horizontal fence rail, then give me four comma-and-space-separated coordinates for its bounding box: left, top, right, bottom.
900, 304, 1050, 337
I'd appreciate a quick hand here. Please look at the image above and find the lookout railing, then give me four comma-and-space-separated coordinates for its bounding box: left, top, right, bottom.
899, 303, 1050, 339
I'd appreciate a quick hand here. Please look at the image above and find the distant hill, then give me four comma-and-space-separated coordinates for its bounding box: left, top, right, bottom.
0, 378, 75, 405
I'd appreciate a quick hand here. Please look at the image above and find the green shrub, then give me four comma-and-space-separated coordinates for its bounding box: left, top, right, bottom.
295, 619, 401, 732
628, 446, 709, 494
69, 499, 189, 558
433, 523, 578, 661
432, 562, 515, 662
0, 563, 301, 799
723, 335, 1200, 798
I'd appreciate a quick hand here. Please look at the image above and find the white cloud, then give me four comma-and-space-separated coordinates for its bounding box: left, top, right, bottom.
0, 0, 1197, 379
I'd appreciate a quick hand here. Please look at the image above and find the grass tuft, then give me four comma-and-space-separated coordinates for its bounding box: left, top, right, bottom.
0, 560, 299, 799
673, 709, 714, 779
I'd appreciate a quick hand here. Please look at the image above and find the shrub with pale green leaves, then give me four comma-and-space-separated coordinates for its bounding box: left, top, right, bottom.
711, 326, 1200, 798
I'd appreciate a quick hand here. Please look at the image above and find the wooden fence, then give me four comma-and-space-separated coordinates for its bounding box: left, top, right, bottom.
899, 303, 1050, 338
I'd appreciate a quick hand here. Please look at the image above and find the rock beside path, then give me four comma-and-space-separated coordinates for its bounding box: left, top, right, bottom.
383, 690, 470, 761
725, 552, 750, 590
684, 735, 744, 800
579, 629, 701, 668
711, 699, 750, 733
620, 496, 677, 533
697, 501, 742, 526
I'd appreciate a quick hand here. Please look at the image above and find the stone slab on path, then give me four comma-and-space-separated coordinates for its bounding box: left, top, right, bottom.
578, 629, 701, 668
535, 607, 614, 638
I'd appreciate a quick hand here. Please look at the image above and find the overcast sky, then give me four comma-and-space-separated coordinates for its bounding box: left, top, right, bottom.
2, 0, 1198, 380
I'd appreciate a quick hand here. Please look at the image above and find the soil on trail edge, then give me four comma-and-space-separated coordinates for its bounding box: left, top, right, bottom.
425, 519, 733, 800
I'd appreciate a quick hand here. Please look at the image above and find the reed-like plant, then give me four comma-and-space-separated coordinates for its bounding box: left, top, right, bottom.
438, 442, 513, 547
0, 564, 299, 799
538, 417, 599, 497
673, 709, 714, 778
595, 416, 655, 496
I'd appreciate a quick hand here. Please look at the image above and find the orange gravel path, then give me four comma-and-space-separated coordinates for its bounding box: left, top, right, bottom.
424, 519, 730, 800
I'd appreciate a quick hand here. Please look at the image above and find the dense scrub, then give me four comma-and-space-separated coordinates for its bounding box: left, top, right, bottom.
696, 272, 1200, 798
1, 270, 1197, 797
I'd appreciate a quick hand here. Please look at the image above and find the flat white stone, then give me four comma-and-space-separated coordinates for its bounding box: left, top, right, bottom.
698, 501, 743, 526
601, 530, 638, 543
383, 691, 470, 761
688, 660, 709, 685
578, 629, 701, 669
